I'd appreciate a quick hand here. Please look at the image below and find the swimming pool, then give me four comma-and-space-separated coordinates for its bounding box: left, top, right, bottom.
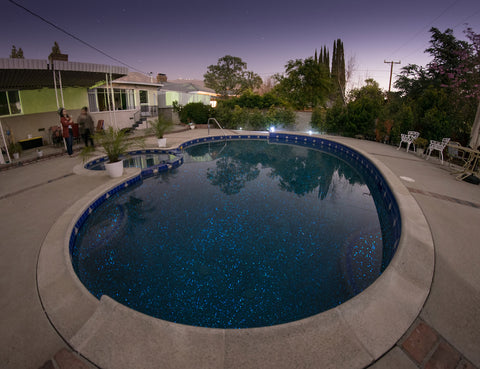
71, 134, 401, 329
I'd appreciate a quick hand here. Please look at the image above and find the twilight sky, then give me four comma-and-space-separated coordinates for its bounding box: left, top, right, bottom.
1, 0, 480, 91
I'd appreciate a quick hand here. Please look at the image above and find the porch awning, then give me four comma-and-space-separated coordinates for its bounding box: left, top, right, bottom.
0, 58, 128, 89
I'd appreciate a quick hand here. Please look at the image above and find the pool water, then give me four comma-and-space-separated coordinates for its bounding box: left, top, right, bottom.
72, 139, 397, 329
86, 152, 177, 171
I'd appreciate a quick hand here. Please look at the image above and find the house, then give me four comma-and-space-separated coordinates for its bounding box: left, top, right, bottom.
89, 72, 163, 129
158, 79, 218, 123
0, 57, 128, 145
0, 58, 168, 151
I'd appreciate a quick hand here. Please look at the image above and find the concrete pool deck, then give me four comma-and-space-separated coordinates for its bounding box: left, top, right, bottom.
1, 129, 479, 369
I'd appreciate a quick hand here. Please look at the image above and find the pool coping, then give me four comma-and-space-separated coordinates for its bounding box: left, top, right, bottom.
37, 133, 434, 369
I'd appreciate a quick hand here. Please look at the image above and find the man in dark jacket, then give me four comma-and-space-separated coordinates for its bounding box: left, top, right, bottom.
77, 106, 95, 147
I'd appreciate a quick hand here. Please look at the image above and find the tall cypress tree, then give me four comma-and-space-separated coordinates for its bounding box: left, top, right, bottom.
323, 46, 330, 75
331, 39, 346, 102
316, 46, 330, 73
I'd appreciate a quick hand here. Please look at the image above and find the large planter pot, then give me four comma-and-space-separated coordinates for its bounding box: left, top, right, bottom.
105, 160, 124, 178
157, 138, 167, 147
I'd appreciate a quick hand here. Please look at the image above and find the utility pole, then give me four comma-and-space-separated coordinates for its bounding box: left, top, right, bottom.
384, 60, 401, 94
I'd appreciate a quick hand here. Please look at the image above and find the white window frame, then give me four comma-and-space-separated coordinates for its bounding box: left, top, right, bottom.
0, 90, 22, 116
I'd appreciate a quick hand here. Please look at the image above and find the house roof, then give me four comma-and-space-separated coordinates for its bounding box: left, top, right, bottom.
113, 71, 163, 87
162, 79, 217, 96
0, 58, 128, 89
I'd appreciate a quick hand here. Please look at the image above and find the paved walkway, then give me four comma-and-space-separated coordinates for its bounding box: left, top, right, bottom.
0, 129, 479, 369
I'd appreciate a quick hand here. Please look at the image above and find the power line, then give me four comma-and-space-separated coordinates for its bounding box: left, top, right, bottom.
8, 0, 148, 74
452, 8, 480, 28
393, 7, 480, 63
388, 0, 462, 58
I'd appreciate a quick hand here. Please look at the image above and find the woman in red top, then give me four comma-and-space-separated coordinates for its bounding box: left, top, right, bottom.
59, 107, 74, 156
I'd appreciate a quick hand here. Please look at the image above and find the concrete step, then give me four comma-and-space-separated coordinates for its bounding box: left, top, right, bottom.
135, 121, 149, 130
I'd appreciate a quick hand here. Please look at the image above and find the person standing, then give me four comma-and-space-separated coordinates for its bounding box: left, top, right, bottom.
59, 107, 74, 156
77, 106, 95, 147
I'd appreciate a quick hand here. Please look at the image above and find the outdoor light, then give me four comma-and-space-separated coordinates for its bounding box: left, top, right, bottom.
269, 126, 275, 132
210, 100, 217, 108
308, 130, 312, 135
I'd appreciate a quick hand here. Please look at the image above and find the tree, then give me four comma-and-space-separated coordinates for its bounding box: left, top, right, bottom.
273, 57, 332, 109
322, 79, 384, 137
51, 41, 61, 55
315, 46, 330, 72
344, 79, 384, 137
394, 27, 479, 145
345, 55, 357, 92
257, 76, 276, 95
242, 71, 263, 92
204, 55, 261, 98
331, 39, 346, 103
10, 45, 24, 59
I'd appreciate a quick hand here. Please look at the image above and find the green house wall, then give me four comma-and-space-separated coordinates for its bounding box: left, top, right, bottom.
161, 91, 211, 107
20, 87, 88, 115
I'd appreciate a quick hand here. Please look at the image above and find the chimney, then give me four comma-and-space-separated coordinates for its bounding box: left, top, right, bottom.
157, 73, 167, 83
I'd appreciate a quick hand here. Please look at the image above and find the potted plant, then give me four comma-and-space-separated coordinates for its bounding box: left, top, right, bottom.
81, 126, 144, 178
148, 116, 174, 147
8, 142, 22, 160
414, 137, 429, 155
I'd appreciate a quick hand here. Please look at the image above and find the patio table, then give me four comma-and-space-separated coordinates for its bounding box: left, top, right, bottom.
448, 144, 480, 180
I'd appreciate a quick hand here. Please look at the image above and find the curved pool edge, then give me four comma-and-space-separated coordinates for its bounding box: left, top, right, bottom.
37, 133, 434, 369
37, 167, 141, 340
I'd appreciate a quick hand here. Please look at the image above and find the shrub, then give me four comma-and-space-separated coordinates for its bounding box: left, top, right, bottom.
311, 107, 329, 132
178, 102, 212, 124
266, 107, 296, 128
248, 108, 268, 130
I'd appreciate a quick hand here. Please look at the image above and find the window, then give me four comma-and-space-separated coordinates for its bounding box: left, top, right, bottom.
0, 90, 22, 116
139, 90, 148, 104
89, 88, 135, 112
88, 90, 98, 112
126, 90, 135, 110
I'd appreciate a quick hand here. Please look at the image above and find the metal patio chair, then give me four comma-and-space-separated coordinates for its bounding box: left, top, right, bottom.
397, 131, 420, 153
425, 138, 450, 164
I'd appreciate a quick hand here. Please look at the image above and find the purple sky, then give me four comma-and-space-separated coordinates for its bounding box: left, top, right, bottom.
2, 0, 480, 91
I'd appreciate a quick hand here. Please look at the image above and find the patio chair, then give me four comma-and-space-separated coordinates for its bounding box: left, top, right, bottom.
95, 120, 104, 133
49, 125, 63, 146
425, 138, 450, 164
397, 131, 420, 153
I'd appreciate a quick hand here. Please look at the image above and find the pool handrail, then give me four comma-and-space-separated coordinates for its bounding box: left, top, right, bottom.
207, 117, 227, 138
